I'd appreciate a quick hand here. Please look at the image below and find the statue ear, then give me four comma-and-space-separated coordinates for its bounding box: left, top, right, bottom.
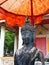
22, 41, 24, 45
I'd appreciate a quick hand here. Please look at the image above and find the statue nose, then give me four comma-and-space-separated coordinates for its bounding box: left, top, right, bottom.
23, 37, 29, 40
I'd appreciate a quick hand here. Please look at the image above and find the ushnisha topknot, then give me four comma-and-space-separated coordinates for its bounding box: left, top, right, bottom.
21, 16, 35, 33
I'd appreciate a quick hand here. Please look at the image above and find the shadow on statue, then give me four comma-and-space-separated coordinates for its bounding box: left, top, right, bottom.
14, 17, 45, 65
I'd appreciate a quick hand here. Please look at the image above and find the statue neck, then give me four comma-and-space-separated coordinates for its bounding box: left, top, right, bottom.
24, 42, 34, 48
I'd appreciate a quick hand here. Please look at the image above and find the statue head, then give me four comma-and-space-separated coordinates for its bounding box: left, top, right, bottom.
21, 17, 35, 46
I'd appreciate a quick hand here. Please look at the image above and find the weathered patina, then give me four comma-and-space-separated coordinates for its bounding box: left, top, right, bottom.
14, 17, 45, 65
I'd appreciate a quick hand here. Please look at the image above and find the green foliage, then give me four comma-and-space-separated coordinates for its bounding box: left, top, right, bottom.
4, 30, 15, 52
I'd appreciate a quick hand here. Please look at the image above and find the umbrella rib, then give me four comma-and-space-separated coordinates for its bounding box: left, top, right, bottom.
15, 0, 28, 15
8, 0, 17, 10
8, 0, 29, 15
7, 0, 23, 14
0, 7, 31, 17
0, 0, 8, 5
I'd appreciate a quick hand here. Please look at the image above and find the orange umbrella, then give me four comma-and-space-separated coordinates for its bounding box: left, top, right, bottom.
0, 0, 7, 5
0, 0, 49, 26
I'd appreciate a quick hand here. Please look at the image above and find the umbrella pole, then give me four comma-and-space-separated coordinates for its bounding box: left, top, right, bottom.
31, 0, 34, 26
31, 0, 36, 46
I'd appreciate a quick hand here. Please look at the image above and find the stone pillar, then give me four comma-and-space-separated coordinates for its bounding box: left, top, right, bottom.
0, 26, 5, 65
0, 26, 5, 57
18, 27, 23, 49
14, 33, 18, 54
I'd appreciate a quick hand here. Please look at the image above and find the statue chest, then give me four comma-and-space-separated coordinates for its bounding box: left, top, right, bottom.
18, 47, 37, 65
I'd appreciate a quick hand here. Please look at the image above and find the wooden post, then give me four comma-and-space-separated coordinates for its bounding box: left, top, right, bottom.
18, 27, 23, 49
0, 26, 5, 57
14, 33, 18, 54
0, 26, 5, 65
0, 20, 5, 65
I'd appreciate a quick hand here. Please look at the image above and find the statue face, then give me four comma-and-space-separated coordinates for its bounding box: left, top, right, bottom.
21, 30, 33, 45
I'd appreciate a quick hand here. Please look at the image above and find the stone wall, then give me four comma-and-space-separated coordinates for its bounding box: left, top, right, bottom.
1, 57, 14, 65
1, 57, 49, 65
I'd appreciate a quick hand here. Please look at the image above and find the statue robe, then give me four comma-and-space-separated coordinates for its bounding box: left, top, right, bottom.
14, 46, 45, 65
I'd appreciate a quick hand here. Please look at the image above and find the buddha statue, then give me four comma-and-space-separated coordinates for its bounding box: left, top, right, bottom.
14, 17, 45, 65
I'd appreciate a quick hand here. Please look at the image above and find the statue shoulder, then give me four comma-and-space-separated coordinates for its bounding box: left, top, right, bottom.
16, 47, 24, 55
30, 47, 43, 54
31, 47, 37, 51
30, 47, 43, 56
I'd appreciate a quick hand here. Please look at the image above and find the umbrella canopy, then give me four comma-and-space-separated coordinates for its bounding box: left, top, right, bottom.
0, 0, 7, 5
0, 0, 49, 26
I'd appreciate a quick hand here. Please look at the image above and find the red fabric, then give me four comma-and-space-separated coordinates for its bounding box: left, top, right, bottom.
1, 0, 49, 16
35, 38, 46, 56
0, 0, 49, 27
0, 8, 43, 27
